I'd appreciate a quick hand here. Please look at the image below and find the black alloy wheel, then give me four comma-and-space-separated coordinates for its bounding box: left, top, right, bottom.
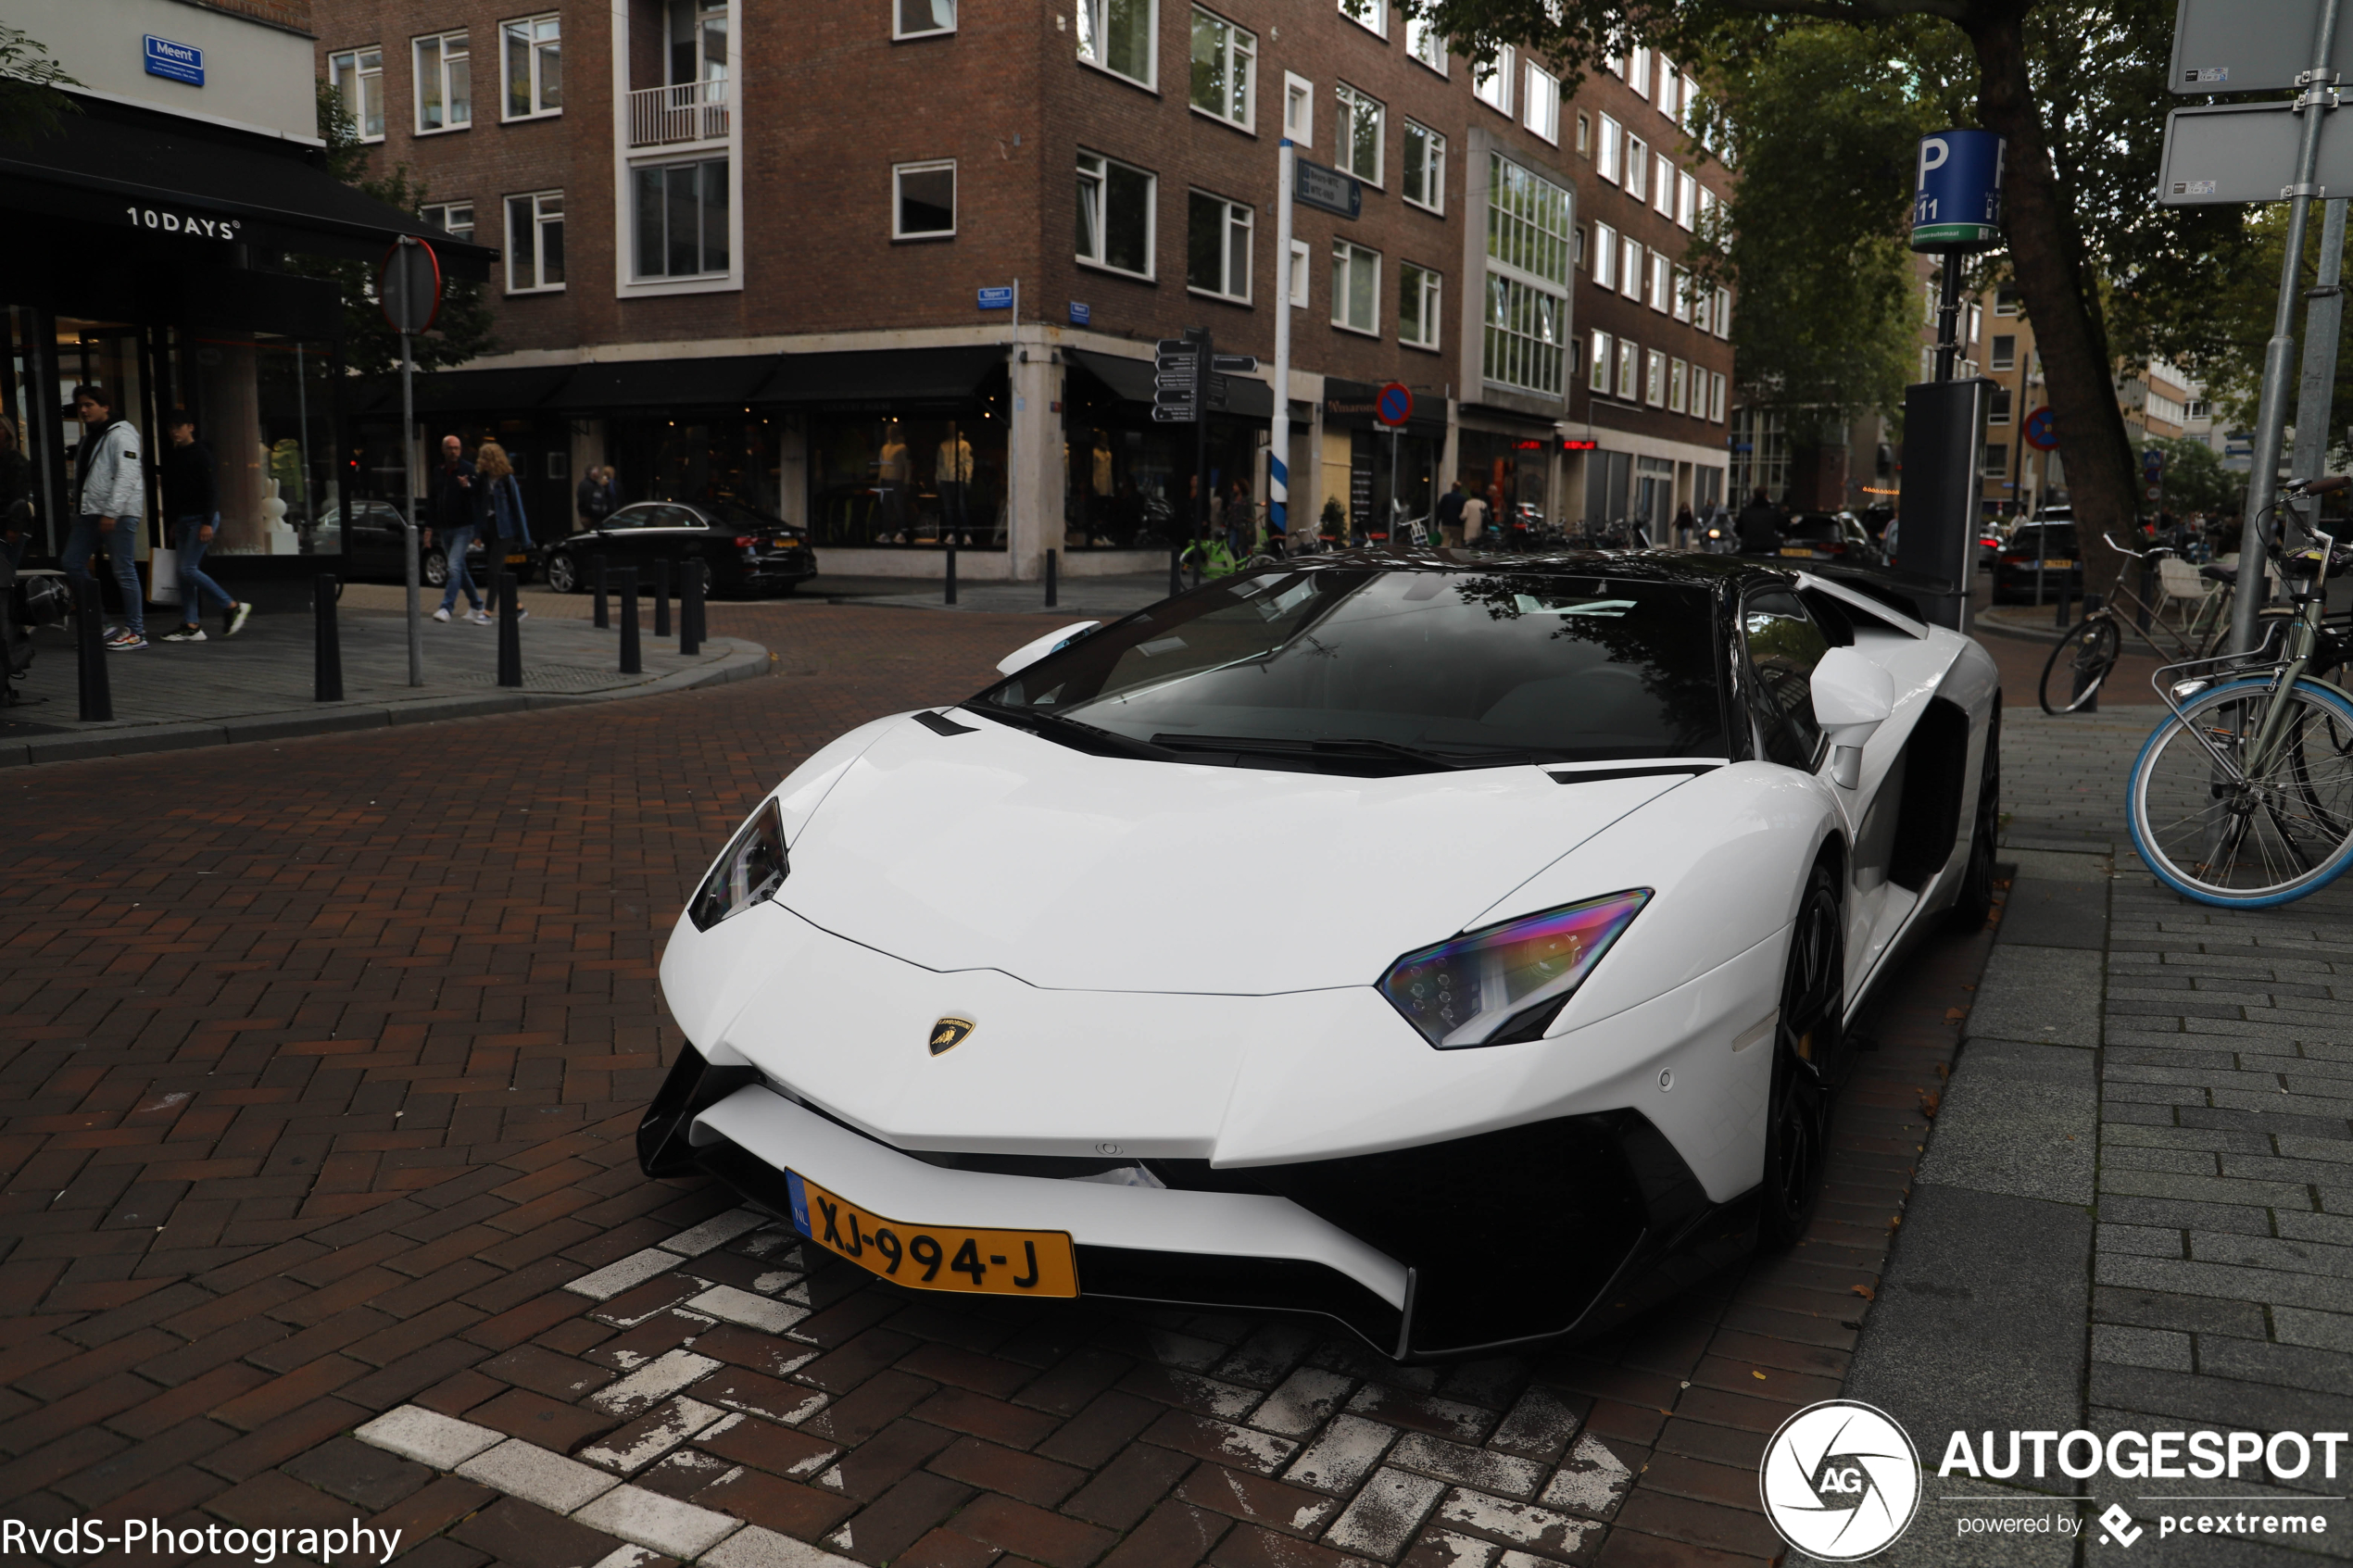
422, 550, 448, 589
1949, 696, 2003, 930
546, 551, 581, 594
1759, 859, 1844, 1250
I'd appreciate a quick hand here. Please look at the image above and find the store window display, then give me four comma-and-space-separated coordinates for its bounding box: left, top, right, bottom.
810, 414, 1005, 548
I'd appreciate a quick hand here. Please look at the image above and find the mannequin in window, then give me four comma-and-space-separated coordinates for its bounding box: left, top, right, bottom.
877, 421, 912, 543
936, 426, 974, 546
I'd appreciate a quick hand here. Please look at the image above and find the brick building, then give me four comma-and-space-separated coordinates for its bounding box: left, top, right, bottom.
309, 0, 1735, 579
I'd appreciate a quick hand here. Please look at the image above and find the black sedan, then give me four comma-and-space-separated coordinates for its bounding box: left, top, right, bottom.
1992, 522, 2083, 603
1774, 511, 1880, 566
544, 499, 818, 598
322, 500, 543, 588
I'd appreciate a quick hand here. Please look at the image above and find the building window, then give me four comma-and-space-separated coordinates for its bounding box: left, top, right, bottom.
1668, 358, 1689, 414
1990, 333, 2016, 370
1673, 268, 1692, 321
1625, 137, 1648, 203
1989, 386, 2014, 424
1335, 84, 1384, 185
503, 15, 561, 119
415, 31, 471, 132
1405, 15, 1446, 73
1523, 64, 1560, 143
1617, 339, 1639, 401
1995, 285, 2020, 315
1621, 237, 1642, 299
1576, 112, 1591, 155
1629, 44, 1652, 96
1645, 349, 1667, 407
1590, 331, 1613, 393
1592, 222, 1617, 289
1472, 49, 1513, 115
1982, 443, 2008, 475
892, 159, 955, 239
1290, 237, 1310, 306
1187, 190, 1252, 300
1654, 156, 1675, 216
329, 48, 384, 141
1649, 251, 1670, 312
1402, 120, 1444, 213
1399, 263, 1441, 348
1596, 114, 1621, 182
2186, 398, 2210, 420
422, 201, 474, 241
1710, 372, 1727, 422
1340, 0, 1387, 38
1692, 285, 1711, 334
1284, 71, 1314, 144
1077, 0, 1156, 88
1076, 150, 1154, 277
635, 158, 730, 277
1189, 8, 1254, 128
1331, 240, 1380, 334
1678, 173, 1698, 229
1661, 58, 1681, 119
505, 191, 564, 292
897, 0, 957, 39
1716, 287, 1733, 337
1482, 154, 1571, 395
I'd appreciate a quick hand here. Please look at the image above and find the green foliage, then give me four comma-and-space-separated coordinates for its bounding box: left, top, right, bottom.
2138, 433, 2241, 518
1322, 495, 1348, 532
0, 25, 79, 147
293, 80, 498, 378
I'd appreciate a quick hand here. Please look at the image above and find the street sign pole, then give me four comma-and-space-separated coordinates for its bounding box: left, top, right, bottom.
2233, 0, 2341, 655
1190, 329, 1212, 566
1272, 140, 1294, 546
399, 327, 420, 686
380, 234, 443, 688
2291, 196, 2348, 495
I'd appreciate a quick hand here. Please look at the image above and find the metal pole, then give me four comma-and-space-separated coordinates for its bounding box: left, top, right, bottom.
945, 538, 958, 605
400, 327, 422, 686
653, 555, 671, 639
74, 577, 110, 721
616, 568, 640, 674
497, 571, 522, 687
1272, 141, 1294, 545
2233, 8, 2343, 654
1045, 546, 1058, 608
681, 559, 702, 655
1933, 251, 1964, 383
314, 574, 342, 701
594, 554, 610, 629
2290, 197, 2348, 491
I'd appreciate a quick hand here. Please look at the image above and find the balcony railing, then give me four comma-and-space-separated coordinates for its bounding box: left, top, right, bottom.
629, 80, 730, 147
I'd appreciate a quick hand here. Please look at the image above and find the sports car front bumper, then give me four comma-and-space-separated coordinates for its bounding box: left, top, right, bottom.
640, 1044, 1754, 1359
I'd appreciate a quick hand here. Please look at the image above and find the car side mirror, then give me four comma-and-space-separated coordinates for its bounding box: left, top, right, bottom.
996, 620, 1101, 677
1811, 646, 1894, 788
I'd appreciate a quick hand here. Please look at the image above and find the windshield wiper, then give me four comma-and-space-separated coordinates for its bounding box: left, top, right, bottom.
1150, 734, 1543, 771
962, 704, 1175, 761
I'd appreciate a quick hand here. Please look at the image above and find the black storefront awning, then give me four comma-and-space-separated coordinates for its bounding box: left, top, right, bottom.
348, 346, 1009, 418
0, 96, 500, 278
755, 346, 1005, 408
1324, 378, 1449, 440
1064, 348, 1273, 420
543, 356, 779, 412
352, 364, 579, 418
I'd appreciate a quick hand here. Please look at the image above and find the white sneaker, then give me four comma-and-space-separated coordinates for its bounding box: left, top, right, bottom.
161, 626, 207, 643
467, 609, 493, 625
432, 607, 451, 623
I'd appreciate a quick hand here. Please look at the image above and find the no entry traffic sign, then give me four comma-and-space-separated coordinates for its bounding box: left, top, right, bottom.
1375, 382, 1413, 426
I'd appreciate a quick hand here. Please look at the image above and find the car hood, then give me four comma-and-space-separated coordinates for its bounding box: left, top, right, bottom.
774, 711, 1698, 994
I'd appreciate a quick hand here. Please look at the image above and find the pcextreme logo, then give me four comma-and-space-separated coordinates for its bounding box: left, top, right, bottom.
1759, 1400, 1924, 1561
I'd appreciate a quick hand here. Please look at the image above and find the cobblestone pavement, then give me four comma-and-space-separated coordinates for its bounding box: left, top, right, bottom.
0, 599, 1992, 1568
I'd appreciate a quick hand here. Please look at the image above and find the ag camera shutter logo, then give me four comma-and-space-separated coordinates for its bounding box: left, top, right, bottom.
1759, 1399, 1923, 1561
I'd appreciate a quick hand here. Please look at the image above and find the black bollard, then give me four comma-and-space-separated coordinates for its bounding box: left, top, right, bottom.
74, 577, 111, 721
594, 555, 610, 629
497, 571, 522, 688
1045, 547, 1058, 608
945, 540, 958, 606
1168, 546, 1181, 599
314, 574, 344, 702
617, 568, 642, 674
653, 556, 671, 639
681, 559, 703, 655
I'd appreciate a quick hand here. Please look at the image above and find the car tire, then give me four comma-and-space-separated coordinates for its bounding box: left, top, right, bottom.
422, 550, 448, 589
1947, 696, 2001, 930
1759, 859, 1843, 1251
546, 553, 581, 594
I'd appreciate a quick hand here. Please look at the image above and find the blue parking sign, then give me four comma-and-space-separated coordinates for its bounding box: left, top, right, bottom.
1912, 131, 2005, 250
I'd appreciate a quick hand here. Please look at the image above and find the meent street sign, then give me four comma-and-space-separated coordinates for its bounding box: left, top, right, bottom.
2158, 101, 2353, 204
2170, 0, 2353, 92
1294, 157, 1364, 220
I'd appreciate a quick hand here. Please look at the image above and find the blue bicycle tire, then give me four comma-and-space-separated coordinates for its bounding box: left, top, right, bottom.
2128, 676, 2353, 908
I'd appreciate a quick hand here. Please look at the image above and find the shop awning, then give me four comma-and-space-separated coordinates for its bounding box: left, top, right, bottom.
753, 346, 1006, 408
542, 356, 779, 412
1064, 348, 1273, 420
1324, 378, 1448, 439
350, 365, 580, 418
0, 97, 500, 278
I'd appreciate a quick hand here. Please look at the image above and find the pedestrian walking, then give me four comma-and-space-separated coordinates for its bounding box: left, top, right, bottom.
477, 440, 532, 622
1436, 480, 1467, 548
0, 415, 31, 569
63, 384, 147, 649
1734, 488, 1781, 556
157, 412, 250, 644
1673, 502, 1696, 549
1460, 486, 1490, 546
427, 433, 487, 624
576, 463, 616, 533
1226, 478, 1252, 555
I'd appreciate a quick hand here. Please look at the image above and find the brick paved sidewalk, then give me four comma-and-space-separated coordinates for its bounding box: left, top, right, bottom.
0, 601, 1993, 1568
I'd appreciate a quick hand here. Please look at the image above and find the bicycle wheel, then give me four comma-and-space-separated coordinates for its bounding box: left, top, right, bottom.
2129, 677, 2353, 907
2040, 617, 2121, 715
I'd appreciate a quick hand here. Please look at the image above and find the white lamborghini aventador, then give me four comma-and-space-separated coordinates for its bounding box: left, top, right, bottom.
640, 553, 2001, 1359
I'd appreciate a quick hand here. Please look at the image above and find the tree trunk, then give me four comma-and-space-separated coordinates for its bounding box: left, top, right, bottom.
1969, 1, 2140, 606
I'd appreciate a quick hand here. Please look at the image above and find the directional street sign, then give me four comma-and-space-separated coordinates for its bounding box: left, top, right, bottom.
2171, 0, 2353, 93
1212, 353, 1257, 373
2159, 101, 2353, 204
1152, 336, 1200, 424
1294, 157, 1364, 220
2144, 445, 2168, 481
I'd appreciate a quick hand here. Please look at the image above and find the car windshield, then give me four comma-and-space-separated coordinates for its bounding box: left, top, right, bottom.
972, 567, 1730, 771
2012, 524, 2079, 553
1784, 516, 1844, 542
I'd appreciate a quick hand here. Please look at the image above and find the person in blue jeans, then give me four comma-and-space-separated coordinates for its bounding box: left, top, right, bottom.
477, 439, 531, 621
426, 433, 486, 623
157, 412, 250, 642
63, 384, 148, 649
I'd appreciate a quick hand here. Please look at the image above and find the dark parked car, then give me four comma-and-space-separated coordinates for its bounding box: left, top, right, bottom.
1992, 521, 2083, 603
322, 500, 543, 588
1775, 511, 1879, 565
544, 499, 818, 598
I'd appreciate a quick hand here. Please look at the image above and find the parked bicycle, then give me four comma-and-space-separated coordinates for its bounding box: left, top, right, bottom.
2038, 533, 2244, 715
2124, 475, 2353, 908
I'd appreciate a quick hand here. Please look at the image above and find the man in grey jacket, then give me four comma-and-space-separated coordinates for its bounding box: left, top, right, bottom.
64, 384, 148, 650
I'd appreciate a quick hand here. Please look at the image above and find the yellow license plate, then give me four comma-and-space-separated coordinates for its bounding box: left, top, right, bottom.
785, 1172, 1078, 1297
1779, 546, 1816, 558
2035, 559, 2075, 570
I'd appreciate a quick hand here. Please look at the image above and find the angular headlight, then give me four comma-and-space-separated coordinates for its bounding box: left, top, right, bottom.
1379, 890, 1652, 1049
688, 800, 788, 930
